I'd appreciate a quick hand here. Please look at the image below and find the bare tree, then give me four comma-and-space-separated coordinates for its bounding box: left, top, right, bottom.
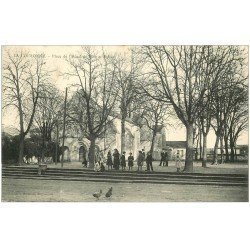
3, 49, 52, 165
140, 46, 210, 172
112, 50, 143, 153
140, 45, 248, 170
210, 46, 247, 164
225, 85, 248, 162
32, 85, 64, 162
142, 99, 171, 154
228, 108, 248, 162
65, 47, 118, 168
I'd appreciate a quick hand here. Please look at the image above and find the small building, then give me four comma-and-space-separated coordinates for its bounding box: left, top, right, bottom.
164, 141, 187, 160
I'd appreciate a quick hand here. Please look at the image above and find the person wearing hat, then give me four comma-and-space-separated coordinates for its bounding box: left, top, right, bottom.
137, 150, 144, 171
146, 151, 153, 172
159, 150, 166, 166
164, 150, 169, 167
121, 151, 126, 171
128, 152, 134, 171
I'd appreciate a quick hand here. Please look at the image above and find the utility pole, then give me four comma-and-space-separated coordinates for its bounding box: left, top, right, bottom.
61, 87, 68, 168
55, 119, 59, 165
104, 120, 106, 157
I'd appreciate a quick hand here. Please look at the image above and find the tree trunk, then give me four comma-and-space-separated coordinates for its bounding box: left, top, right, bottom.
224, 134, 229, 162
150, 129, 157, 154
195, 133, 199, 160
184, 123, 194, 172
202, 133, 207, 168
18, 134, 25, 166
121, 116, 126, 154
230, 135, 235, 162
88, 137, 96, 169
212, 134, 219, 165
41, 123, 45, 163
199, 132, 203, 160
220, 136, 224, 164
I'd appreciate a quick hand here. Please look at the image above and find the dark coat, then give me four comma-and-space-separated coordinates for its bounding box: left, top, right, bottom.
146, 154, 153, 164
164, 152, 169, 161
161, 152, 166, 160
121, 154, 126, 166
142, 151, 146, 161
113, 152, 120, 169
128, 155, 134, 166
107, 153, 113, 166
137, 152, 144, 166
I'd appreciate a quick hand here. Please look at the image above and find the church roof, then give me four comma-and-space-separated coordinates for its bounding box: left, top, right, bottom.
165, 141, 186, 149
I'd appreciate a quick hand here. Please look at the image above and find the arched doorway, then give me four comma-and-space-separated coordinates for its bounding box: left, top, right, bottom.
79, 145, 87, 162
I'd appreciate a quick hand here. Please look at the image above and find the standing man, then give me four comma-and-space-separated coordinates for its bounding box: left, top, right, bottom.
128, 152, 134, 171
121, 151, 126, 171
159, 150, 165, 166
137, 151, 144, 171
146, 151, 153, 172
142, 149, 146, 167
165, 150, 169, 167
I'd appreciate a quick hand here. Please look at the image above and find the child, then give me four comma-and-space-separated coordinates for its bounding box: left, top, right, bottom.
175, 152, 182, 173
94, 161, 101, 172
121, 152, 126, 171
128, 152, 134, 171
100, 160, 105, 172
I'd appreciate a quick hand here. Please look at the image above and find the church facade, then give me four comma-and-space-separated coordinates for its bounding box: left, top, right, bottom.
61, 117, 141, 162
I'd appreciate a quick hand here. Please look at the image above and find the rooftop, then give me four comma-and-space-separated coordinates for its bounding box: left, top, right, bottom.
164, 141, 187, 149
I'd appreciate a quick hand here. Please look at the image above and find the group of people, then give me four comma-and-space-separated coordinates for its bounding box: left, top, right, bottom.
83, 148, 155, 172
106, 148, 154, 172
83, 148, 183, 173
159, 150, 169, 167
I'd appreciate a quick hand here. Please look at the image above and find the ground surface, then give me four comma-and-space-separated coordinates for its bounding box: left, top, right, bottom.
2, 178, 248, 202
3, 160, 249, 174
1, 161, 248, 202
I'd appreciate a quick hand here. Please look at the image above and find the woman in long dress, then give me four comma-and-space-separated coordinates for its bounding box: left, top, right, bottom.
106, 151, 113, 170
113, 149, 120, 170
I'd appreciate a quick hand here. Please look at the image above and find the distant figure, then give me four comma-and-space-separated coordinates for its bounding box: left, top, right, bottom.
146, 151, 153, 172
142, 149, 146, 166
106, 151, 113, 170
175, 152, 182, 173
113, 149, 120, 170
121, 152, 126, 171
137, 151, 144, 171
159, 150, 165, 166
95, 152, 100, 164
82, 154, 88, 168
164, 151, 169, 167
128, 152, 134, 171
88, 151, 91, 163
94, 161, 101, 172
100, 160, 105, 172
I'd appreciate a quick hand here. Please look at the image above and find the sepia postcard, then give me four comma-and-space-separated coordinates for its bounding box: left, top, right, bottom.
1, 45, 248, 202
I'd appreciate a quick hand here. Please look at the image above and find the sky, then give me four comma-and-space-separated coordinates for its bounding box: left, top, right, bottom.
2, 45, 248, 148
